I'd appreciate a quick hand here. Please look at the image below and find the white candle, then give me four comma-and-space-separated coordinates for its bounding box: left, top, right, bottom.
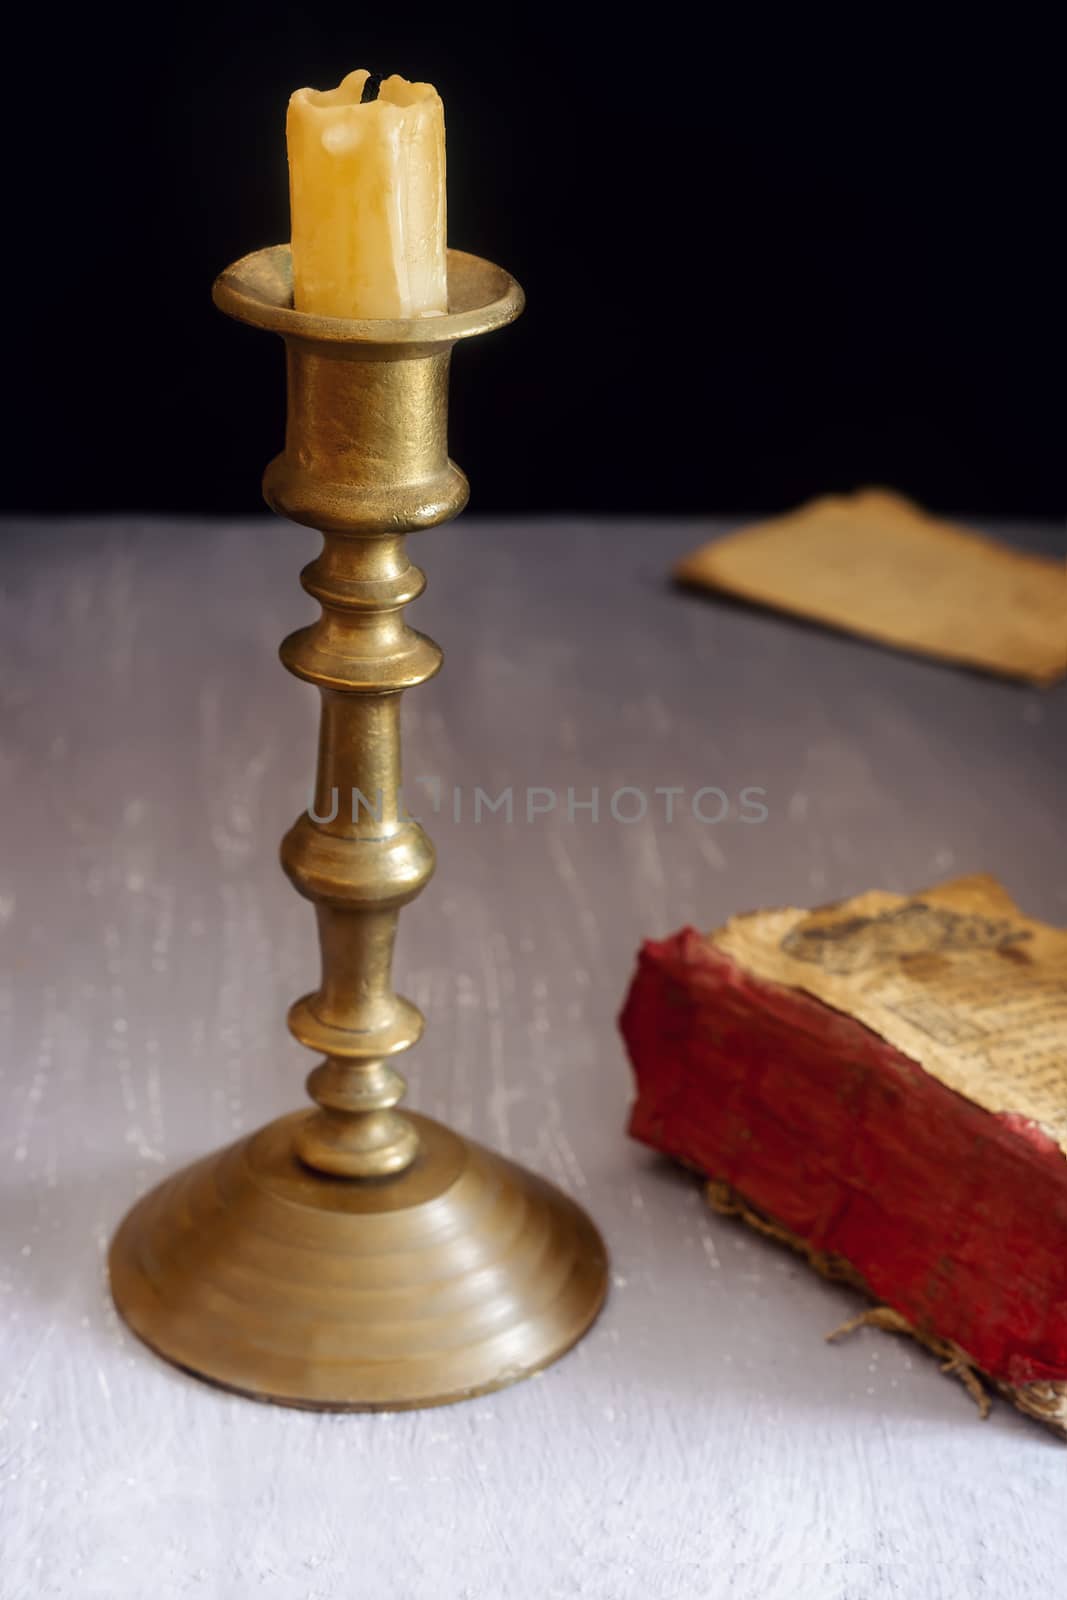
287, 69, 447, 319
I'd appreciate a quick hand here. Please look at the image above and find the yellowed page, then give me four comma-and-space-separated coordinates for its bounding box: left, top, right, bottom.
713, 874, 1067, 1156
676, 490, 1067, 686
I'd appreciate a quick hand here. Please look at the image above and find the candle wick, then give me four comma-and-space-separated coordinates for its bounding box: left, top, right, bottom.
360, 73, 383, 104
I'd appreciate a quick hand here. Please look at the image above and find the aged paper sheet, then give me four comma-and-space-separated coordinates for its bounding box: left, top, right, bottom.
714, 874, 1067, 1155
676, 489, 1067, 686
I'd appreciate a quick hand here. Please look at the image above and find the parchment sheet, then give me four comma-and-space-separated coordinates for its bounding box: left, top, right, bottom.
676, 490, 1067, 686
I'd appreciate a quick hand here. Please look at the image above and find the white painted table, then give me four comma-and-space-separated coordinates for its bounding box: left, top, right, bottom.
3, 515, 1065, 1599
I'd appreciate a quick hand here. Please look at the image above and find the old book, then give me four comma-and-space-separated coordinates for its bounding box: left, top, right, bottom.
674, 489, 1067, 686
621, 875, 1067, 1433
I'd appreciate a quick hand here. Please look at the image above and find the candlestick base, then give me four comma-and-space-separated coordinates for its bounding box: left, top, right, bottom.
109, 1112, 608, 1410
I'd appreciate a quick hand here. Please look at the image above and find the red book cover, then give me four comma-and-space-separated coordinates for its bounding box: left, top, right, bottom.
621, 875, 1067, 1434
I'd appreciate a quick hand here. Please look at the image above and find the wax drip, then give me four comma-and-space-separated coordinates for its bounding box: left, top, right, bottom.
360, 73, 383, 104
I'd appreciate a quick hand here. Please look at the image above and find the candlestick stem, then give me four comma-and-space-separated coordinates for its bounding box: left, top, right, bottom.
280, 524, 439, 1178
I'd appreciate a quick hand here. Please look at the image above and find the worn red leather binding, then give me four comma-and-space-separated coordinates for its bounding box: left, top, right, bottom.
622, 928, 1067, 1433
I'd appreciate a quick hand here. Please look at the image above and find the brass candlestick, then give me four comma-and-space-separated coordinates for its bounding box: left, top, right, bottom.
108, 246, 608, 1408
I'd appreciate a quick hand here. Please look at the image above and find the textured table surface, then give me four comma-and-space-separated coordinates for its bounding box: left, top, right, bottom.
2, 514, 1065, 1600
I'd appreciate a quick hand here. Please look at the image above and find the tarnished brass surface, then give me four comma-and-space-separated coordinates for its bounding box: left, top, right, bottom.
108, 247, 608, 1407
110, 1112, 608, 1409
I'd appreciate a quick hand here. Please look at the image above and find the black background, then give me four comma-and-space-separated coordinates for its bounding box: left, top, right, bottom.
11, 7, 1061, 518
